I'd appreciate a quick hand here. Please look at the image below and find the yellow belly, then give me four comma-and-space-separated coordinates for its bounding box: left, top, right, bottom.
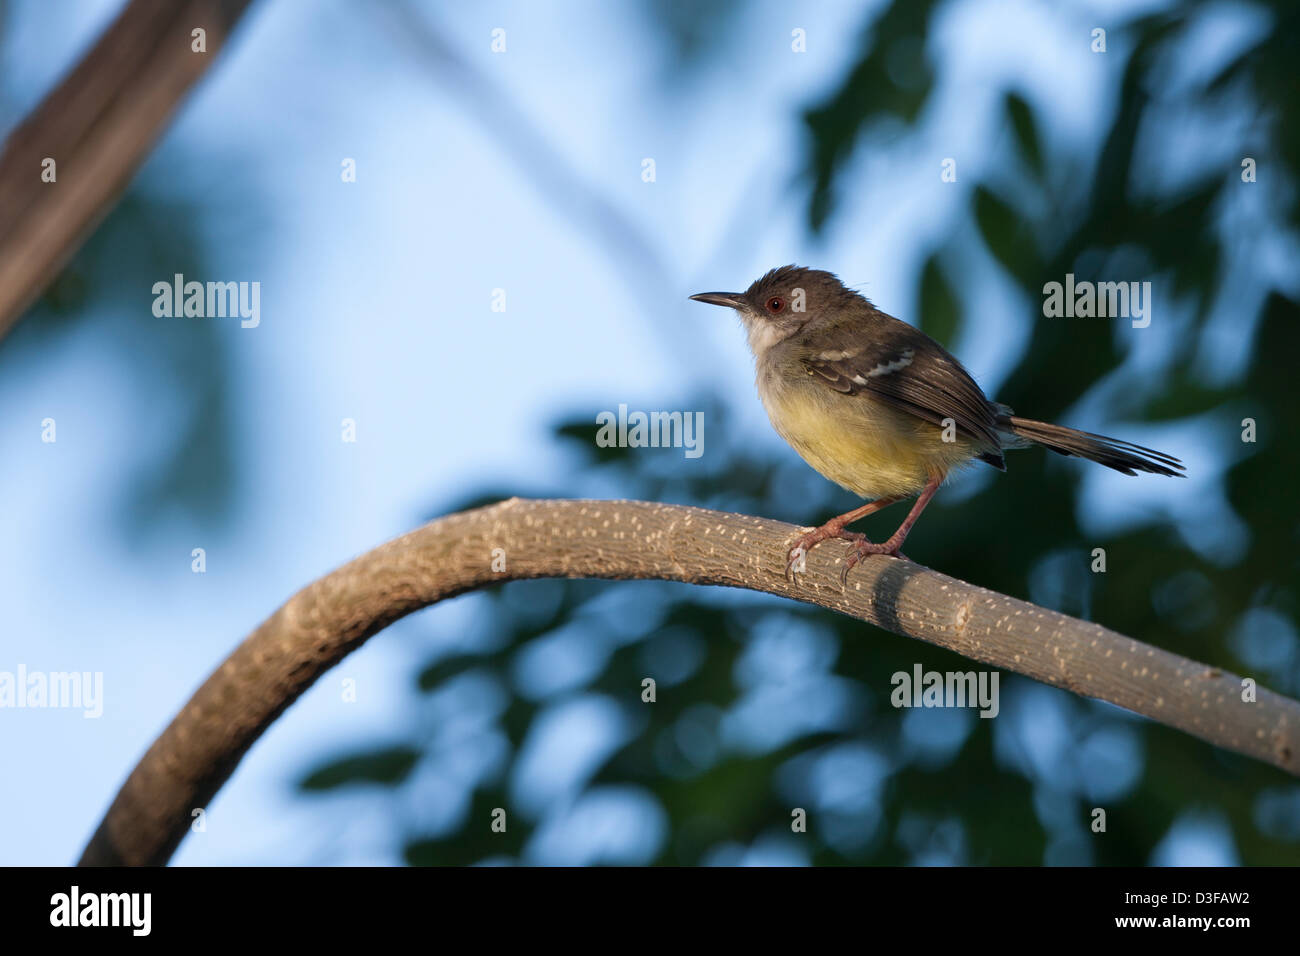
762, 381, 979, 500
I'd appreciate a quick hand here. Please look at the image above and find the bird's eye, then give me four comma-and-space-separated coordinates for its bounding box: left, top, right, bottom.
766, 296, 785, 313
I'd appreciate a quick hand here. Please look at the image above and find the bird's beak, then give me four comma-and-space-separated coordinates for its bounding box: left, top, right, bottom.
689, 292, 745, 309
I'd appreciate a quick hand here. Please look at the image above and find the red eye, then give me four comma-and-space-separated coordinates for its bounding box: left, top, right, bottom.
766, 296, 785, 313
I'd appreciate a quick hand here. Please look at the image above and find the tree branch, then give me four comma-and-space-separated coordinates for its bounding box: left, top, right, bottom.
0, 0, 254, 342
79, 497, 1300, 865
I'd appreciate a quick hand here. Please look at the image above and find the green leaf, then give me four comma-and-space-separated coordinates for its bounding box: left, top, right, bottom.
973, 184, 1039, 286
555, 419, 632, 464
1005, 91, 1044, 178
918, 253, 961, 346
299, 746, 421, 791
416, 655, 486, 693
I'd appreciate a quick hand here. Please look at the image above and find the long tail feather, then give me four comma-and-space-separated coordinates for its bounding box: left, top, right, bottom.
1004, 416, 1185, 477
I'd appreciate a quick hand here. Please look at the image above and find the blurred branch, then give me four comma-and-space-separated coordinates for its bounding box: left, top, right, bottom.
378, 3, 702, 370
0, 0, 253, 342
80, 497, 1300, 865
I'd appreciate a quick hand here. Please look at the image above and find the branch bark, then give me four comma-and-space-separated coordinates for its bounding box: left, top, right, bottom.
79, 497, 1300, 865
0, 0, 254, 342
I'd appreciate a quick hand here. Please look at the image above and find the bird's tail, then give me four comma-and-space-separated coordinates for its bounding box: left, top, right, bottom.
1002, 416, 1185, 477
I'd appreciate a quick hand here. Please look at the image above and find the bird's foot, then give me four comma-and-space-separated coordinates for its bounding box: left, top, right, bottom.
786, 525, 866, 582
839, 536, 911, 587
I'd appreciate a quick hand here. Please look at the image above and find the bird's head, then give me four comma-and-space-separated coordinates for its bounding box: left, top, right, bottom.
690, 265, 863, 356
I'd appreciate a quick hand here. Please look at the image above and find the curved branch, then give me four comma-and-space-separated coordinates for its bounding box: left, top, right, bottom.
79, 498, 1300, 865
0, 0, 254, 341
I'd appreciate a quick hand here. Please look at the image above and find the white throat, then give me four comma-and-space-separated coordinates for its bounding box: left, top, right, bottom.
745, 318, 788, 358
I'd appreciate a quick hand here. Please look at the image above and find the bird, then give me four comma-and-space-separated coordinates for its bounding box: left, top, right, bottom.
690, 265, 1184, 583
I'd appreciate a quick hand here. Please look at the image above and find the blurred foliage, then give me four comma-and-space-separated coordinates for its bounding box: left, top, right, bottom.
4, 188, 241, 544
804, 0, 943, 231
297, 0, 1300, 865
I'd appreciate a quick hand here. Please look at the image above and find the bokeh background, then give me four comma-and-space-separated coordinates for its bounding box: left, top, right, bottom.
2, 0, 1298, 865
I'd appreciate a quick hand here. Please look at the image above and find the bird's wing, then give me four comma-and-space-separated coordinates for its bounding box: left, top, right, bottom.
799, 319, 1004, 451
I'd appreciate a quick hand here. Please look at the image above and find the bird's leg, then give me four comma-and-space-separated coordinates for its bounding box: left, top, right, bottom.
786, 496, 904, 581
840, 474, 943, 586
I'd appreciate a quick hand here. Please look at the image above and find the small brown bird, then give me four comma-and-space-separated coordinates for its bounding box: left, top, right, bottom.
691, 266, 1184, 582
